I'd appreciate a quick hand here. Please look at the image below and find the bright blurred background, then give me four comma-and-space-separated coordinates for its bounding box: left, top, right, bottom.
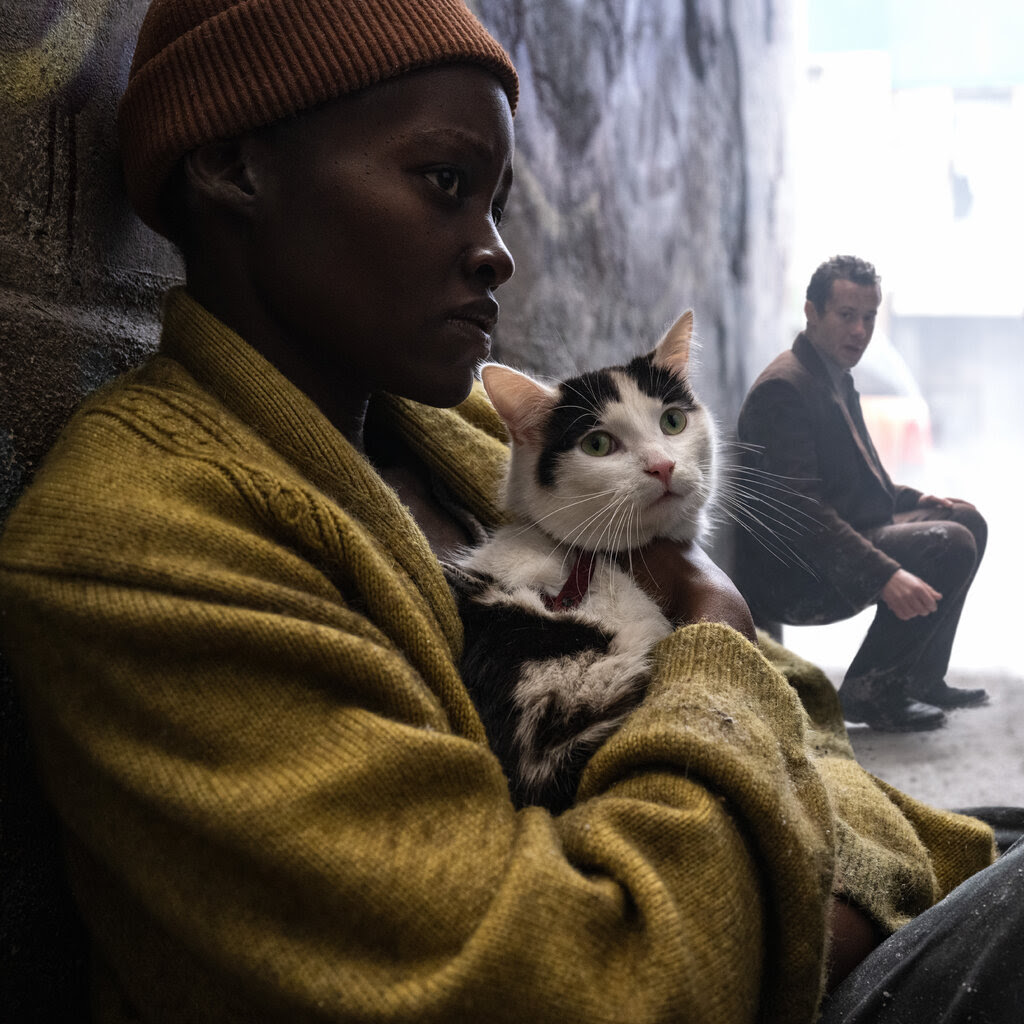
774, 0, 1024, 675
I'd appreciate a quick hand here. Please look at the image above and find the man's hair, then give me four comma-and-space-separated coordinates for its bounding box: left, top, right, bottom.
806, 255, 880, 314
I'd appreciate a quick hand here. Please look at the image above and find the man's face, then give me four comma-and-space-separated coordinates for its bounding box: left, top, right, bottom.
245, 65, 515, 412
804, 279, 881, 369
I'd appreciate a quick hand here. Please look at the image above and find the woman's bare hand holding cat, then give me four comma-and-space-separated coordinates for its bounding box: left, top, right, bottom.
627, 538, 757, 643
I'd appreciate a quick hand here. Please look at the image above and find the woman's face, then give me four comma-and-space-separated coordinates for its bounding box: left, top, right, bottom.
246, 65, 515, 417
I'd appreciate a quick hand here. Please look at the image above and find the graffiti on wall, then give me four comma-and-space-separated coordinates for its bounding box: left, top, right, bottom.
0, 1, 115, 107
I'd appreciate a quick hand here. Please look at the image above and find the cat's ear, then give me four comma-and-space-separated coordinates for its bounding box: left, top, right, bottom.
652, 309, 694, 375
480, 363, 558, 444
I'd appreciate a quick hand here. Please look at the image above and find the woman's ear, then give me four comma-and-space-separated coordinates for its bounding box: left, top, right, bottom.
183, 139, 258, 217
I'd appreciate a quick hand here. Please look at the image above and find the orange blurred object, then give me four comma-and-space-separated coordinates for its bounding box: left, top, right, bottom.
861, 393, 933, 471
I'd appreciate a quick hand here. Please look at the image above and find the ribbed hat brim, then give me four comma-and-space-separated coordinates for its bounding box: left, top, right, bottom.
118, 0, 518, 236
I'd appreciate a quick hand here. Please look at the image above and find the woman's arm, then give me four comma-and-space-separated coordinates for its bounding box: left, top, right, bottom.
626, 537, 757, 642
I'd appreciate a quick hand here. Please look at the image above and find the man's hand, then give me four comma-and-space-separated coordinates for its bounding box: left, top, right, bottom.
625, 538, 757, 643
880, 568, 941, 620
917, 494, 974, 511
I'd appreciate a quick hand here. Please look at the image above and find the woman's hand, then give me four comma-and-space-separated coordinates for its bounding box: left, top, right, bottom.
826, 896, 882, 992
625, 538, 757, 643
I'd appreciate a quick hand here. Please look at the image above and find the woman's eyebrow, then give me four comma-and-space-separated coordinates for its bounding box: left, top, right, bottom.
400, 125, 508, 162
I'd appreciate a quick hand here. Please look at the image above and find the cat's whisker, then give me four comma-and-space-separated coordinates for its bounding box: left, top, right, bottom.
719, 465, 822, 516
721, 456, 823, 493
592, 496, 633, 556
722, 485, 814, 532
722, 483, 820, 533
720, 439, 766, 456
603, 502, 634, 560
712, 500, 818, 576
726, 465, 822, 498
716, 483, 811, 540
525, 490, 621, 536
560, 492, 630, 553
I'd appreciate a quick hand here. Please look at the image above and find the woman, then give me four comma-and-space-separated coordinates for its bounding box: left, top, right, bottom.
0, 2, 1005, 1021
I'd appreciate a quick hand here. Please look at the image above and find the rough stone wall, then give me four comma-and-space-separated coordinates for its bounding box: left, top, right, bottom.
0, 2, 183, 526
479, 0, 794, 433
0, 0, 795, 1014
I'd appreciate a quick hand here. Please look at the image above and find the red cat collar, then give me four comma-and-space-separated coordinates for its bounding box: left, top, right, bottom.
542, 550, 597, 612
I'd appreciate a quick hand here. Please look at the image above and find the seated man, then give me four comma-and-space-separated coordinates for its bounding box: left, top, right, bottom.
736, 255, 987, 732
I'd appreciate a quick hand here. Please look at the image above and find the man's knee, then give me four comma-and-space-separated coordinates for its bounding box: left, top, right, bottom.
927, 520, 980, 588
950, 503, 987, 559
888, 518, 979, 591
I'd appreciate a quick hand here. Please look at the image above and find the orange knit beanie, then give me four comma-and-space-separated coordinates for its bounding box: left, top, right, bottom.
118, 0, 519, 236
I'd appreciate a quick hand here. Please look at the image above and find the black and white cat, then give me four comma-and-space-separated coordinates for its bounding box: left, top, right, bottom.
450, 310, 719, 812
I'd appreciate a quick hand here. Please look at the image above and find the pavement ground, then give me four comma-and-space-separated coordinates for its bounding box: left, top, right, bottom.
783, 618, 1024, 812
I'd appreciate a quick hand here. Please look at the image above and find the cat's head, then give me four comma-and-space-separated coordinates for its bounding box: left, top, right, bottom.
480, 310, 716, 552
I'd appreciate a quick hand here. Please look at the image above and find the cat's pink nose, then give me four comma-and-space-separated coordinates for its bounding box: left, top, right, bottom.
645, 460, 675, 487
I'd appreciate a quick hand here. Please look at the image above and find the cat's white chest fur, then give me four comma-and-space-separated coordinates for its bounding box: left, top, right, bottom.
460, 523, 673, 654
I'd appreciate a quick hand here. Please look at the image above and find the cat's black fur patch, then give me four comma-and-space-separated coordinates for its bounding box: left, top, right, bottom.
535, 358, 698, 489
449, 568, 613, 809
536, 368, 621, 488
625, 352, 699, 409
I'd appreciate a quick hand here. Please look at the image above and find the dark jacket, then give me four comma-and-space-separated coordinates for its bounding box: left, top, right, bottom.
735, 333, 922, 612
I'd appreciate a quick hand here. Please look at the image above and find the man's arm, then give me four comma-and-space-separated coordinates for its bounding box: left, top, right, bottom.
916, 493, 976, 511
883, 494, 980, 616
737, 379, 900, 601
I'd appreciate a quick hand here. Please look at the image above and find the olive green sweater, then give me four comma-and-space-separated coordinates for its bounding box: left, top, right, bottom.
0, 289, 994, 1024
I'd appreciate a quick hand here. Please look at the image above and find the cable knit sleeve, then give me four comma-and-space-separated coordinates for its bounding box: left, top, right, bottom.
757, 633, 996, 934
0, 362, 843, 1024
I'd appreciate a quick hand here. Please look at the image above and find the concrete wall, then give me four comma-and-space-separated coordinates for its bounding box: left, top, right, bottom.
481, 0, 795, 439
1, 0, 796, 1013
0, 1, 183, 524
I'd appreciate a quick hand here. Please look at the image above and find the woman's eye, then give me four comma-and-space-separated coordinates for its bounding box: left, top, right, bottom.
580, 431, 615, 457
660, 408, 687, 435
425, 167, 462, 197
492, 202, 504, 226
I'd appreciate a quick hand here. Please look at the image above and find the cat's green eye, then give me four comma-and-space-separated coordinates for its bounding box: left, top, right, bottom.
660, 407, 687, 435
580, 431, 616, 457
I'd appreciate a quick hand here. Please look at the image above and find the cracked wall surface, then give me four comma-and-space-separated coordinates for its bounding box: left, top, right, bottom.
478, 0, 795, 435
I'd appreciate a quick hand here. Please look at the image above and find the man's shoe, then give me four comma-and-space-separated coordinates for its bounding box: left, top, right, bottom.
914, 680, 989, 709
840, 693, 947, 732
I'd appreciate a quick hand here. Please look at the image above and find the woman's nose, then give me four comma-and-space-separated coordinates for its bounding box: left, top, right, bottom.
467, 223, 515, 288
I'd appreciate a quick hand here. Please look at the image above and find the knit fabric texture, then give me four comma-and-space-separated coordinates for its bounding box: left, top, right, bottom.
118, 0, 519, 234
0, 290, 996, 1023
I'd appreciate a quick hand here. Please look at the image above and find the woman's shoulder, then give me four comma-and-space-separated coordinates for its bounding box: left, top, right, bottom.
73, 353, 260, 458
0, 355, 291, 574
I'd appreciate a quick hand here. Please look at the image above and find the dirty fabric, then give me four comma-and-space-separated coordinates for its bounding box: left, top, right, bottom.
819, 836, 1024, 1023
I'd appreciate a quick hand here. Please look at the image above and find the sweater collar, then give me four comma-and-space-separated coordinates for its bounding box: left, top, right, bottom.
159, 288, 378, 505
159, 288, 508, 523
156, 288, 506, 665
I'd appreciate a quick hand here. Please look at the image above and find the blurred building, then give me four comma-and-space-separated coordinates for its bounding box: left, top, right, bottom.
782, 0, 1024, 671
